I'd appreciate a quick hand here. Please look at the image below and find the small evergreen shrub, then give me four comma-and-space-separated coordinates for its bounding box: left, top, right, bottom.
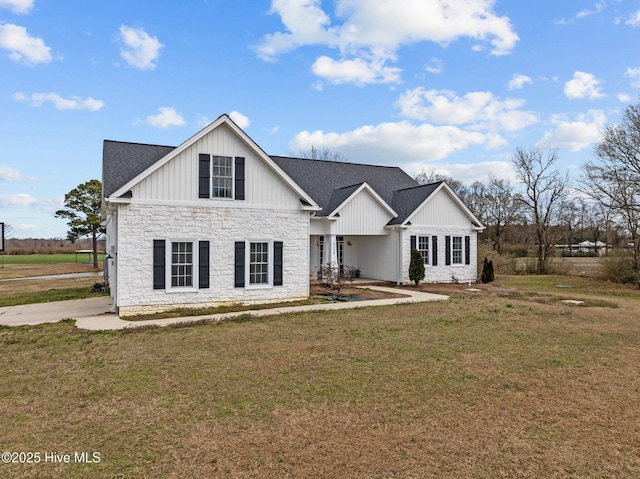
481, 257, 495, 283
409, 248, 425, 285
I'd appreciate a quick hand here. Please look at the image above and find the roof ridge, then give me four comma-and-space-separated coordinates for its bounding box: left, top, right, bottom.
394, 180, 443, 193
333, 182, 365, 191
104, 139, 177, 149
270, 155, 404, 170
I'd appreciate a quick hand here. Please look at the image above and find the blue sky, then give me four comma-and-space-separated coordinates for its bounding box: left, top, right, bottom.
1, 0, 639, 239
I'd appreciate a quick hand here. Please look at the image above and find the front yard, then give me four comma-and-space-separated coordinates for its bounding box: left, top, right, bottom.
1, 275, 639, 478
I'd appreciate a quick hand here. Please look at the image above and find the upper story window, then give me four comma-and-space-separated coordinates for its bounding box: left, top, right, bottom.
212, 156, 233, 198
199, 154, 245, 200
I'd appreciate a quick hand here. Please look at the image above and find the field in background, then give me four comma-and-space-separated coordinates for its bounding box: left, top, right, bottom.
0, 274, 638, 478
0, 253, 104, 265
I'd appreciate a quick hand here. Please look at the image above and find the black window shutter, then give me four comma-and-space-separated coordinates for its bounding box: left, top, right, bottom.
153, 240, 165, 289
234, 157, 245, 200
199, 241, 210, 289
465, 236, 471, 265
199, 154, 210, 198
432, 236, 438, 266
234, 241, 245, 288
410, 235, 416, 252
273, 241, 283, 286
445, 236, 451, 266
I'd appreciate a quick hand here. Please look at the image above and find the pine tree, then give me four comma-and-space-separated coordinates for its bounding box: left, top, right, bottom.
409, 248, 426, 285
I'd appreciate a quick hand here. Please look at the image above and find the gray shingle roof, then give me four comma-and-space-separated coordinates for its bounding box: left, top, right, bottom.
102, 141, 448, 226
102, 140, 176, 198
387, 181, 444, 225
270, 156, 418, 216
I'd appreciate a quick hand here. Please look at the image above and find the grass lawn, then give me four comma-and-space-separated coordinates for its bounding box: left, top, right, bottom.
0, 253, 104, 265
1, 275, 639, 478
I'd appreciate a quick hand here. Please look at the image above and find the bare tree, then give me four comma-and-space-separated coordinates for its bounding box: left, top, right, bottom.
581, 101, 640, 270
413, 167, 469, 203
512, 147, 569, 273
482, 176, 524, 252
298, 145, 349, 162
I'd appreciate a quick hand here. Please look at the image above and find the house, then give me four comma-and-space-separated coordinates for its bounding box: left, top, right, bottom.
102, 114, 483, 315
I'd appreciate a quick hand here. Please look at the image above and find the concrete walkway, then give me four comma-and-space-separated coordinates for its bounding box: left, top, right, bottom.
0, 286, 449, 331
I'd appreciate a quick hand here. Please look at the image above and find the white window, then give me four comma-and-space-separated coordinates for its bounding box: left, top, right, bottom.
418, 236, 430, 265
249, 241, 269, 285
168, 240, 197, 290
211, 155, 233, 198
452, 236, 463, 265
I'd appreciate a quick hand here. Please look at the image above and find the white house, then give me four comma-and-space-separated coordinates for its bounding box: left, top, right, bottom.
102, 114, 483, 315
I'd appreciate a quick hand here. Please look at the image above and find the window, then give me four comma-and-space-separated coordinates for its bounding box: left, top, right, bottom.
235, 241, 283, 288
171, 241, 194, 287
212, 155, 233, 198
417, 236, 430, 265
199, 154, 245, 200
249, 242, 269, 285
452, 236, 463, 264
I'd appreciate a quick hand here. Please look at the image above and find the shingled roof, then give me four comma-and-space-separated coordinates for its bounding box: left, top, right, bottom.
270, 156, 419, 217
102, 140, 176, 198
102, 139, 455, 227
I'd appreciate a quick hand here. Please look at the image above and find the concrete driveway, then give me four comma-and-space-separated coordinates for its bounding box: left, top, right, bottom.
0, 296, 113, 327
0, 286, 449, 331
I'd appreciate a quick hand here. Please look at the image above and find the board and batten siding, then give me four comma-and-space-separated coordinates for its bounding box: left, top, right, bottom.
408, 188, 471, 227
348, 234, 399, 282
131, 123, 300, 207
333, 188, 394, 235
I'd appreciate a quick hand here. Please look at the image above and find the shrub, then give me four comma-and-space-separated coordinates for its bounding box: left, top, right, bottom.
480, 257, 494, 283
409, 248, 425, 285
600, 251, 638, 284
319, 265, 358, 296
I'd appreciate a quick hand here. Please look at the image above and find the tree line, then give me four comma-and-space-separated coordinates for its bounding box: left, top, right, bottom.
415, 99, 640, 279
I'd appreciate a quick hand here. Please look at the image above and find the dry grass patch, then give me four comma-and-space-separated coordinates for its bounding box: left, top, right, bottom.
1, 279, 640, 478
0, 263, 101, 280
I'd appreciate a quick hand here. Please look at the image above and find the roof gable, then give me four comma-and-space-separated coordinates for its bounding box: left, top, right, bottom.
328, 182, 397, 218
271, 156, 417, 216
104, 114, 317, 208
390, 181, 483, 228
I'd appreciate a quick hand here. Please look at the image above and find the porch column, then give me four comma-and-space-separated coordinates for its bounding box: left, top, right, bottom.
328, 234, 338, 267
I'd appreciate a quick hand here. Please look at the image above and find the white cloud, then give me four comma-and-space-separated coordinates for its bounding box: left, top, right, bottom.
425, 58, 443, 74
229, 111, 250, 129
144, 107, 185, 128
625, 10, 640, 26
118, 25, 164, 70
564, 71, 605, 99
311, 55, 401, 85
396, 87, 538, 132
13, 92, 104, 111
0, 23, 52, 65
618, 93, 632, 103
0, 0, 34, 14
0, 165, 25, 181
538, 110, 606, 152
577, 2, 606, 19
289, 121, 498, 165
408, 160, 519, 185
257, 0, 518, 85
0, 193, 38, 207
625, 67, 640, 88
508, 73, 532, 90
